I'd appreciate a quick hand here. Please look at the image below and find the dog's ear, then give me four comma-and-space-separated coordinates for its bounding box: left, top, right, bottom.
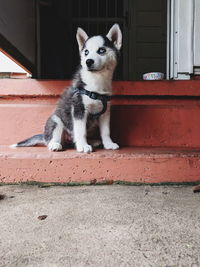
106, 24, 122, 50
76, 27, 89, 51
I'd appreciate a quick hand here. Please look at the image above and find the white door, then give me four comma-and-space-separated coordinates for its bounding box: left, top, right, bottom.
194, 0, 200, 74
167, 0, 195, 80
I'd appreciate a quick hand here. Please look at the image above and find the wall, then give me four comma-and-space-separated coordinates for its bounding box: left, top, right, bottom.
0, 0, 36, 65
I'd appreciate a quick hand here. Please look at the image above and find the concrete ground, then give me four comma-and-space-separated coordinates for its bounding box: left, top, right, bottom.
0, 185, 200, 267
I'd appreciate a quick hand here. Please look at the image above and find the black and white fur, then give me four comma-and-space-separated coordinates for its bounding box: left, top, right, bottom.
12, 24, 122, 153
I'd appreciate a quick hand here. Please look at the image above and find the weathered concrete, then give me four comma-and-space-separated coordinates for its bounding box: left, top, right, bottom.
1, 146, 200, 184
0, 185, 200, 267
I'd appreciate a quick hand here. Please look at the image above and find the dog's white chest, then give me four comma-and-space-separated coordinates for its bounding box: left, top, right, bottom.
82, 95, 103, 114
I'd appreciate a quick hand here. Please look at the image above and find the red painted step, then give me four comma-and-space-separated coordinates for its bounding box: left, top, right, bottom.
0, 146, 200, 184
0, 79, 200, 148
0, 79, 200, 184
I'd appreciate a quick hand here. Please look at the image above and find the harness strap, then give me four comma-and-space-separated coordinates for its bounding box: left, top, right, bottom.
73, 87, 111, 118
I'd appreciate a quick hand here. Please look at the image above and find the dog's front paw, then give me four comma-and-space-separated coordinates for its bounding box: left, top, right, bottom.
104, 142, 119, 150
48, 141, 63, 151
76, 143, 93, 153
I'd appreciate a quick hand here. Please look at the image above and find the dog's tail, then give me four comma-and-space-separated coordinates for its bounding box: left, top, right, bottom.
10, 134, 45, 148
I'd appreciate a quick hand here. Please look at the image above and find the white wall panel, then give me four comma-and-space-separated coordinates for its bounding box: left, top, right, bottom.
194, 0, 200, 66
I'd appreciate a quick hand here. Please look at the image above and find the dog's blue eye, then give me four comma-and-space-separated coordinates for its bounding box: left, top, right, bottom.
85, 50, 89, 56
97, 47, 106, 55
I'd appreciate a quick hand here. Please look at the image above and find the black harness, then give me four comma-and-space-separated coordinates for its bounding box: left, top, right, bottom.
73, 87, 112, 118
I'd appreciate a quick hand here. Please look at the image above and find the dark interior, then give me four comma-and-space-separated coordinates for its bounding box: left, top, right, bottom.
40, 0, 167, 80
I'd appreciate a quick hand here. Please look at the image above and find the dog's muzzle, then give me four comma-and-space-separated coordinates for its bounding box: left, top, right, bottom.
86, 59, 94, 68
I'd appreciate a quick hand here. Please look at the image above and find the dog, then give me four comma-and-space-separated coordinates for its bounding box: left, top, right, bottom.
11, 24, 122, 153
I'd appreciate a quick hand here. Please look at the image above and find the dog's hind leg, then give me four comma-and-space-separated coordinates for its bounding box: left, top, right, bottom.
44, 115, 64, 151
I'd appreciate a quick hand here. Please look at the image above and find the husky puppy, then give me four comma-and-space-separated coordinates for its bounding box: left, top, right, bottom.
12, 24, 122, 153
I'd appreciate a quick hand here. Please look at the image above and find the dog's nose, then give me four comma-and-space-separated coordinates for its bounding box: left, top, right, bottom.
86, 59, 94, 68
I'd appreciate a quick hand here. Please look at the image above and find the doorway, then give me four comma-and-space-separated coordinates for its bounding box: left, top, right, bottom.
39, 0, 167, 80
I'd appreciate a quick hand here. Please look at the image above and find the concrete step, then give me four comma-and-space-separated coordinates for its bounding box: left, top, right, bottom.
0, 79, 200, 148
0, 146, 200, 184
0, 79, 200, 184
